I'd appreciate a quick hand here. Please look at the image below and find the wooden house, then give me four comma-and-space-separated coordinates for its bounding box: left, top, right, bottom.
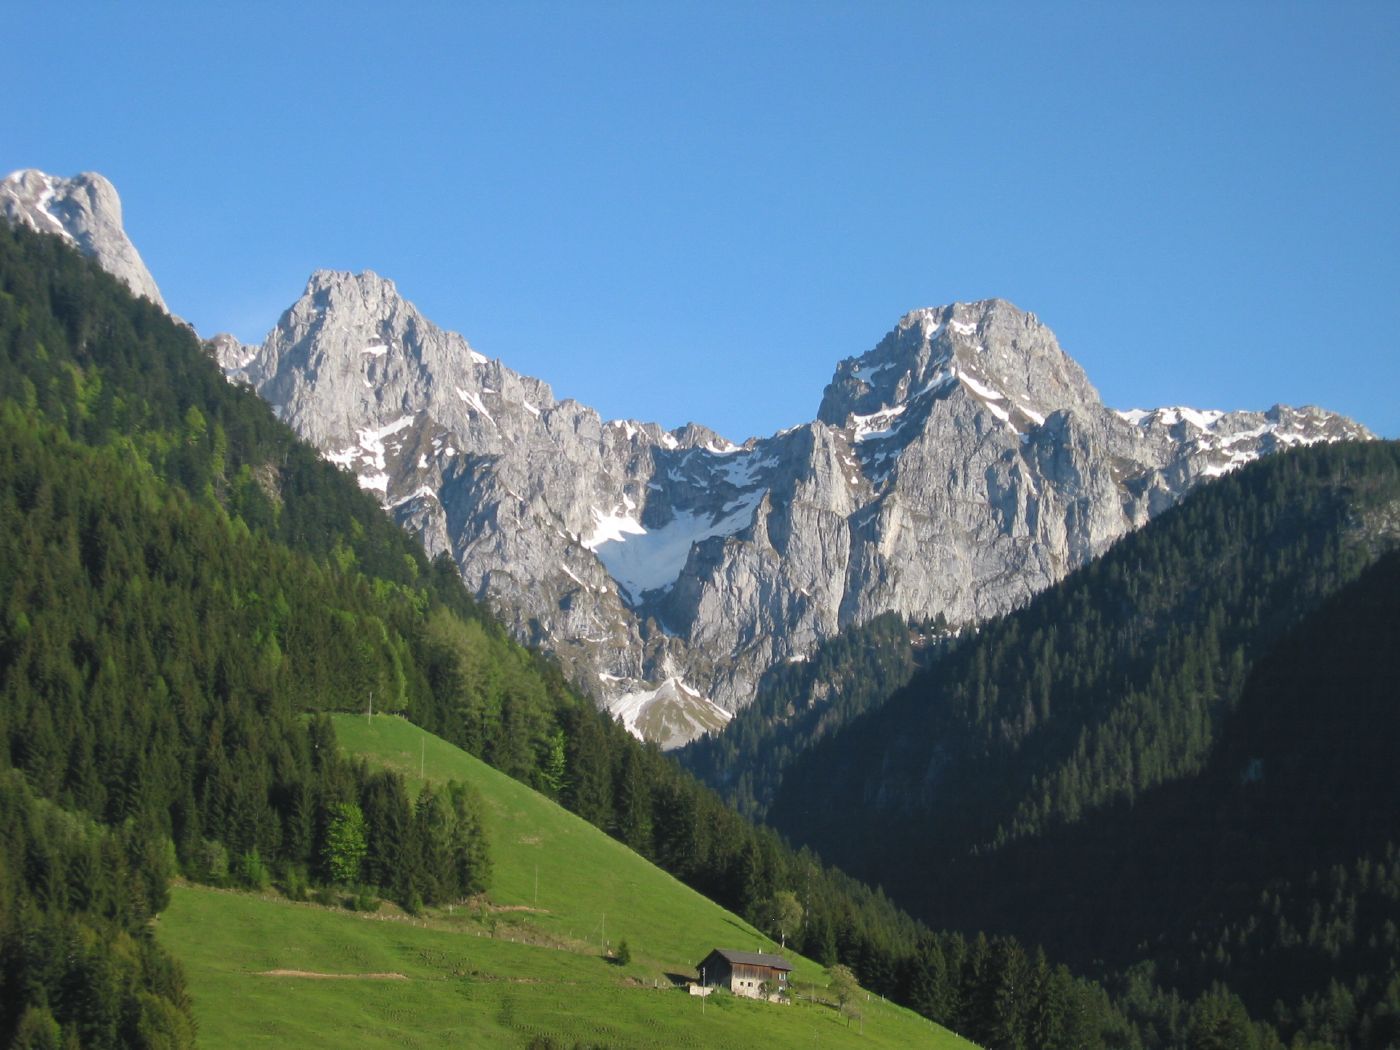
697, 949, 793, 1000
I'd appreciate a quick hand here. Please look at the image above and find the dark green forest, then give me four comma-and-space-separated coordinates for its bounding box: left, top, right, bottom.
769, 438, 1400, 1048
0, 219, 1154, 1049
677, 611, 943, 820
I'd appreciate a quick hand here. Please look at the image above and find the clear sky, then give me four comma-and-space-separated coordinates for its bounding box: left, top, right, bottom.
5, 2, 1397, 439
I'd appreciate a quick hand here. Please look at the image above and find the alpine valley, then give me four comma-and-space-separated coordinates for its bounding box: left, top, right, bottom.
5, 167, 1398, 1050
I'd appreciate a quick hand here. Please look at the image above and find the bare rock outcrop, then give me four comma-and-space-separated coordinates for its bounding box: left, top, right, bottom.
2, 169, 166, 309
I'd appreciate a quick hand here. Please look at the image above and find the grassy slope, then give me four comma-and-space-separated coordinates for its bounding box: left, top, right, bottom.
159, 714, 972, 1049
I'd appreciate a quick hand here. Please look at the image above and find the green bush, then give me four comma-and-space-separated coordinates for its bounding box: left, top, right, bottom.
279, 863, 309, 902
237, 848, 270, 891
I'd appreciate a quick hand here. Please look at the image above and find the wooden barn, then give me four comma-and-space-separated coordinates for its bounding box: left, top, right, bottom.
697, 949, 793, 1000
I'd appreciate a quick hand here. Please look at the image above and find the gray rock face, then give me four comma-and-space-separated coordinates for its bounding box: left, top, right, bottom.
206, 332, 259, 376
2, 169, 166, 309
234, 283, 1374, 747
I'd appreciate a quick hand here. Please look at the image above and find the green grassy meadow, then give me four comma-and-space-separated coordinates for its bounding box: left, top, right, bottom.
157, 714, 975, 1048
332, 713, 784, 970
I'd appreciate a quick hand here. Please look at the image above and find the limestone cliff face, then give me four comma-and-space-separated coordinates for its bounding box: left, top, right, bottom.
233, 281, 1373, 746
2, 169, 166, 309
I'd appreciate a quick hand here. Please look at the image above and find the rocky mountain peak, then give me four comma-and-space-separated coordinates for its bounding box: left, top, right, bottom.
206, 332, 258, 375
818, 298, 1100, 435
303, 268, 402, 313
1, 169, 166, 309
669, 421, 743, 453
236, 268, 556, 453
284, 269, 422, 364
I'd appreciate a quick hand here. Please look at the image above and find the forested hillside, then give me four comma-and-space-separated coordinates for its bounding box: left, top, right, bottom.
769, 438, 1400, 1048
677, 612, 941, 819
892, 548, 1400, 1048
0, 223, 500, 1045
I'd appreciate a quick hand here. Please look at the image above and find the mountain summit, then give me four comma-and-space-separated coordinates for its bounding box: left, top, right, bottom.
1, 169, 165, 309
818, 299, 1099, 429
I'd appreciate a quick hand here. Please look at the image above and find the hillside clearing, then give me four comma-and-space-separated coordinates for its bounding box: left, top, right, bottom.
155, 715, 973, 1047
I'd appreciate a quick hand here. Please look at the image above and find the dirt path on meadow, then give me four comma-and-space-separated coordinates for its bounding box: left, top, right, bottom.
257, 969, 408, 980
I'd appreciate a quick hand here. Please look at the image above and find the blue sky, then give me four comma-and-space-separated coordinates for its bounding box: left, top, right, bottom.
5, 2, 1397, 439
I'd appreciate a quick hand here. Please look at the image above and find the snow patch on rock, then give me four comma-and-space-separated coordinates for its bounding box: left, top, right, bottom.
587, 490, 764, 601
607, 677, 732, 749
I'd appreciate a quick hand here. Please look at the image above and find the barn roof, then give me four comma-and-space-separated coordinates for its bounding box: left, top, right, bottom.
701, 949, 794, 971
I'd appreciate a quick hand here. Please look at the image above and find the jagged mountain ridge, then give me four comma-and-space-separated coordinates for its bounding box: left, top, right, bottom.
3, 167, 1371, 747
226, 272, 1371, 746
